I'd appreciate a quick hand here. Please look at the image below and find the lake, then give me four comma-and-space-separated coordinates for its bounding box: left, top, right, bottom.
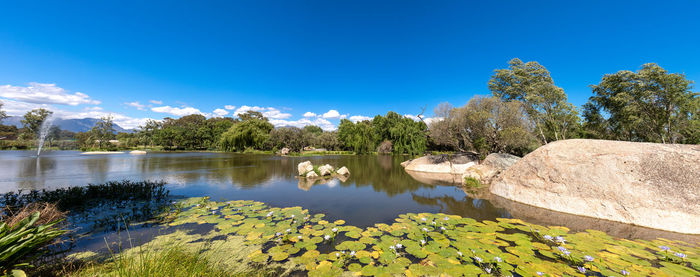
1, 150, 697, 243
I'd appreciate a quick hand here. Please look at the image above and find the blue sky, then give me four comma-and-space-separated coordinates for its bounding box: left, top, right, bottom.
1, 0, 699, 129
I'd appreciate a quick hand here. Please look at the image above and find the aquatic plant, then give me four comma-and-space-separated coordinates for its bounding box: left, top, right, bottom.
0, 211, 66, 276
161, 198, 700, 276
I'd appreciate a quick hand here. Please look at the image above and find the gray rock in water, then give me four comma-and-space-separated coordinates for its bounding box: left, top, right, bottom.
490, 139, 700, 234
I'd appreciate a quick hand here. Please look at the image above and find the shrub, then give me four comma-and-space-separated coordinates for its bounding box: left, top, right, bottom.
463, 177, 482, 188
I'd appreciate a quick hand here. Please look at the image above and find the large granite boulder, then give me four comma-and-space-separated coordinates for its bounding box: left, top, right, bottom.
490, 139, 700, 234
402, 153, 479, 174
462, 153, 520, 185
298, 161, 314, 176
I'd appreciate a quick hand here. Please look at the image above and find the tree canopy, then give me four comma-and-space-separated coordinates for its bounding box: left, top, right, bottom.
586, 63, 698, 144
489, 58, 579, 144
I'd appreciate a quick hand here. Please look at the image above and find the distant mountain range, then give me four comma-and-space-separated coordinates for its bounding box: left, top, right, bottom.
0, 116, 132, 133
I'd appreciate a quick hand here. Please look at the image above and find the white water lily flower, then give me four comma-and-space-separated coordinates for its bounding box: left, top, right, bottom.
324, 235, 331, 240
396, 243, 403, 249
457, 251, 463, 256
332, 228, 338, 232
420, 239, 426, 245
350, 251, 356, 256
421, 217, 426, 221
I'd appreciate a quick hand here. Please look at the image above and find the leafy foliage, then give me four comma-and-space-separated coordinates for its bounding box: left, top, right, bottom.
429, 96, 538, 156
338, 112, 427, 155
219, 112, 274, 152
0, 212, 65, 276
20, 108, 53, 140
489, 58, 580, 144
587, 63, 698, 143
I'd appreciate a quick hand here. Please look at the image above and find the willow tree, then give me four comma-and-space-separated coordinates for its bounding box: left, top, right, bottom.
488, 58, 579, 144
587, 63, 698, 143
219, 112, 274, 152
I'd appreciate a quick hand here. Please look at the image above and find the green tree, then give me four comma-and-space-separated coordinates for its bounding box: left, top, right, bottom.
337, 119, 377, 154
315, 131, 341, 150
587, 63, 697, 143
269, 127, 305, 152
429, 96, 538, 156
489, 58, 579, 143
21, 108, 53, 138
0, 101, 7, 122
137, 119, 162, 147
219, 113, 274, 152
91, 116, 116, 149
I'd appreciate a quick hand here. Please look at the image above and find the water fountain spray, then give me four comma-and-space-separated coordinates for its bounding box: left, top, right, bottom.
36, 115, 55, 156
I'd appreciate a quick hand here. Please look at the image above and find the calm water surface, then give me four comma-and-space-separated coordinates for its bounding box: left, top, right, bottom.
1, 150, 697, 243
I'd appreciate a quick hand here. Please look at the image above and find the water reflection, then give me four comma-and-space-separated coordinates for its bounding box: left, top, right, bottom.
0, 150, 697, 243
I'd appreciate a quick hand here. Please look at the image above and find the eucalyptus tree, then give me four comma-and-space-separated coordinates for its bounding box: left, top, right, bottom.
488, 58, 579, 144
0, 101, 7, 122
90, 116, 116, 149
587, 63, 698, 143
21, 108, 53, 138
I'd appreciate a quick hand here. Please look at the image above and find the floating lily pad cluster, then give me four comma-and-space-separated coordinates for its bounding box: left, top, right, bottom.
167, 197, 700, 276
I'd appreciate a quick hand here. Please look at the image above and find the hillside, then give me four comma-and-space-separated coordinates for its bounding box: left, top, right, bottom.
0, 116, 132, 133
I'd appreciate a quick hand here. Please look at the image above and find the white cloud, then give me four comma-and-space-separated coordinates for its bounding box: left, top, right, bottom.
424, 117, 444, 125
233, 105, 266, 116
125, 101, 146, 110
151, 105, 205, 117
0, 98, 149, 129
404, 114, 443, 125
322, 109, 341, 119
0, 98, 51, 116
224, 105, 236, 110
212, 108, 229, 117
404, 114, 422, 121
269, 117, 336, 131
0, 82, 100, 106
303, 112, 316, 117
349, 115, 371, 122
263, 108, 292, 119
149, 100, 163, 105
233, 105, 291, 119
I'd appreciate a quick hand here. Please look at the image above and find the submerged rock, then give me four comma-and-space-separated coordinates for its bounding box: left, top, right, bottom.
297, 161, 313, 176
491, 139, 700, 234
129, 150, 147, 155
462, 153, 520, 185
